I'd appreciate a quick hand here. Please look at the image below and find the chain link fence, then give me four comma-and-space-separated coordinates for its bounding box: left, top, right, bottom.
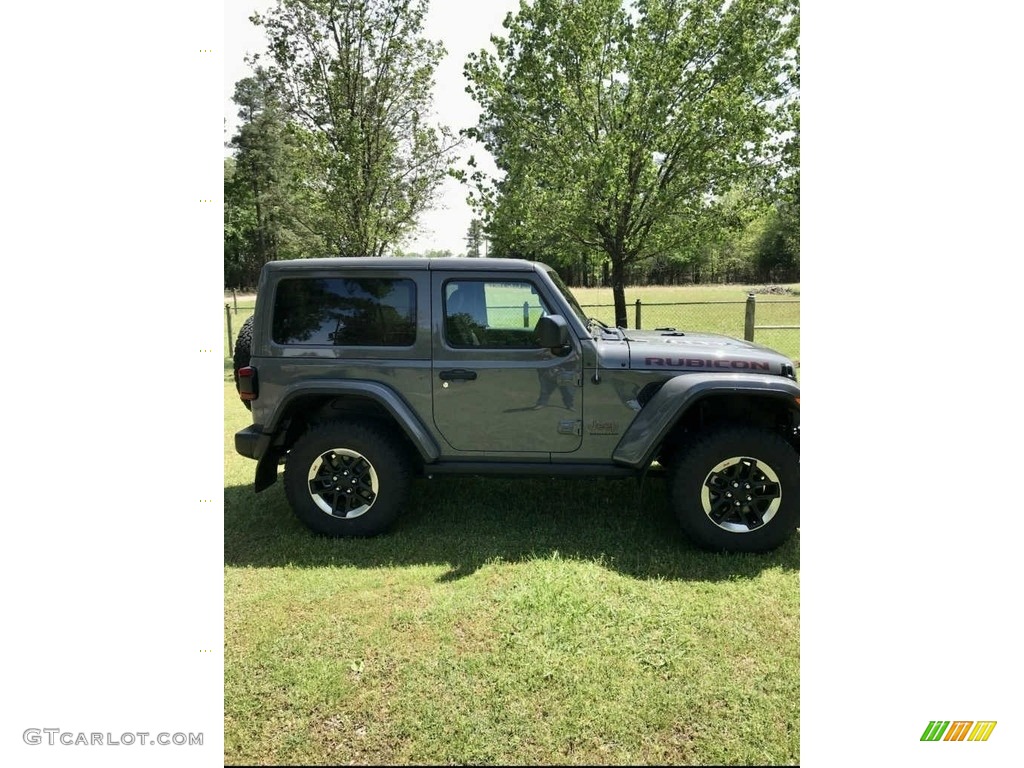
580, 295, 800, 362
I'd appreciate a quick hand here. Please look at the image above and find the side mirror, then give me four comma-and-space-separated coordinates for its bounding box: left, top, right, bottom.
535, 314, 570, 349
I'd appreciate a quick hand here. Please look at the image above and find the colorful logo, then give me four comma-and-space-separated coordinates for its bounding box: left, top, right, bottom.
921, 721, 997, 742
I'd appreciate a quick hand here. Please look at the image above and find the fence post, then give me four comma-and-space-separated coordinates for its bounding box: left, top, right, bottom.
744, 293, 756, 341
226, 304, 233, 354
634, 298, 642, 330
523, 301, 530, 328
232, 289, 238, 315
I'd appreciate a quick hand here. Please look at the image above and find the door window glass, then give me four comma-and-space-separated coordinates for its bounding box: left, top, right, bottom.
443, 280, 550, 348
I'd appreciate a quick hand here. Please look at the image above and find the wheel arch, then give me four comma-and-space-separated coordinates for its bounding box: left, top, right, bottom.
253, 381, 440, 492
613, 374, 800, 470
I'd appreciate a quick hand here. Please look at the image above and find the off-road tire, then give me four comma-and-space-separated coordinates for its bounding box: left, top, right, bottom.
668, 426, 799, 553
232, 315, 254, 411
283, 420, 411, 537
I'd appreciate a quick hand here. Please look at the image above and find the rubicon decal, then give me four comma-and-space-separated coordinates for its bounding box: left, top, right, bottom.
920, 721, 997, 742
644, 357, 770, 371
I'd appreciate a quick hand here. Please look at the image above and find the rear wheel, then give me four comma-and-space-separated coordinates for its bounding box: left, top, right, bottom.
283, 420, 411, 537
668, 426, 799, 553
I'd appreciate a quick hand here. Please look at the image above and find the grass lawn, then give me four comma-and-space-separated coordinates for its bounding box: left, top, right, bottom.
224, 380, 800, 764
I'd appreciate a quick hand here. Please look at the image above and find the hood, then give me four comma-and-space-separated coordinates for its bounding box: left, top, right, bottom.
623, 329, 795, 376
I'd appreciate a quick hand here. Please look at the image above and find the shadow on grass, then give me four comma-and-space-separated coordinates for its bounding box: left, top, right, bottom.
225, 472, 799, 583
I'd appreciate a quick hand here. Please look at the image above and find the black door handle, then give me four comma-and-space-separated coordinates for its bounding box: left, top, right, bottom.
439, 369, 477, 381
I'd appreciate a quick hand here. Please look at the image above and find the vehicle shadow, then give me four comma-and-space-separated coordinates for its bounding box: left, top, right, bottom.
224, 474, 799, 583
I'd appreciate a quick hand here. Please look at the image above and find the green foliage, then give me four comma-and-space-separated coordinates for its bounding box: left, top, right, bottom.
465, 0, 799, 323
754, 206, 798, 282
685, 184, 798, 285
465, 217, 484, 257
392, 247, 454, 258
224, 157, 256, 288
225, 70, 322, 288
251, 0, 459, 259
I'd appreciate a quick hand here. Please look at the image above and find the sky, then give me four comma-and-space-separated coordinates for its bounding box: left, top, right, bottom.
224, 0, 521, 255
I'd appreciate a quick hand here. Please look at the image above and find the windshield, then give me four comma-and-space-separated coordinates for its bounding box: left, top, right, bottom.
546, 269, 589, 326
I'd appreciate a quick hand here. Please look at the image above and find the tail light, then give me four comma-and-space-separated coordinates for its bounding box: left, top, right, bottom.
238, 366, 258, 401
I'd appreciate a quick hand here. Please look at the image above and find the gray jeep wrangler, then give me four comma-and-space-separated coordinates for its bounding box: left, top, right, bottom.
233, 258, 799, 553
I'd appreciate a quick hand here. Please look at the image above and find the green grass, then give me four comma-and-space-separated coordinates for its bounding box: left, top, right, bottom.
224, 384, 800, 765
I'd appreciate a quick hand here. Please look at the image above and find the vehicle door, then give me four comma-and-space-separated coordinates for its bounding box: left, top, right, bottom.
431, 272, 583, 453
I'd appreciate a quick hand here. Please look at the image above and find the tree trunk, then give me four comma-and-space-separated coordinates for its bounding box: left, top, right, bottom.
611, 256, 627, 328
250, 178, 268, 270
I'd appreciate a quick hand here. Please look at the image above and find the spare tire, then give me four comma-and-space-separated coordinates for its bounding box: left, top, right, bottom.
232, 315, 254, 411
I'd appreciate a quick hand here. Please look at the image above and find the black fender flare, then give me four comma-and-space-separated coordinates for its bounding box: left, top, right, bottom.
612, 373, 800, 469
253, 380, 441, 492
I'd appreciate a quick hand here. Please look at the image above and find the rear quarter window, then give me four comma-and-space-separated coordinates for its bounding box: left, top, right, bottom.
272, 277, 416, 347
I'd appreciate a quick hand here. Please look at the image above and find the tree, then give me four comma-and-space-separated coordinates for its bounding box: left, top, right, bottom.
252, 0, 459, 258
465, 0, 799, 325
465, 217, 484, 257
225, 156, 257, 287
776, 101, 799, 261
690, 182, 801, 284
225, 70, 319, 287
391, 247, 453, 258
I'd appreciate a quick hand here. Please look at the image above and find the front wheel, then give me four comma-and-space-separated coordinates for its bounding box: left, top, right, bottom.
283, 420, 411, 537
668, 426, 799, 553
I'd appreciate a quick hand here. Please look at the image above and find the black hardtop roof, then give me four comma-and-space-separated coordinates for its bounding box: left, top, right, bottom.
263, 257, 551, 273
